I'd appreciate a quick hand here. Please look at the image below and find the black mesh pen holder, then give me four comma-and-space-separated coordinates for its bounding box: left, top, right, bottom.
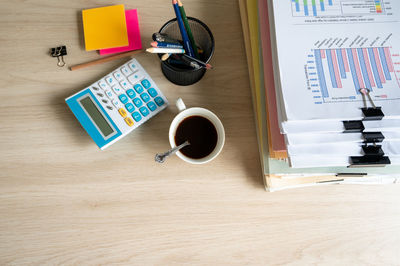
158, 17, 214, 86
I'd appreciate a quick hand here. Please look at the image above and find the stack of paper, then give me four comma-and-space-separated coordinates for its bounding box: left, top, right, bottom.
268, 0, 400, 168
82, 5, 142, 54
238, 0, 400, 191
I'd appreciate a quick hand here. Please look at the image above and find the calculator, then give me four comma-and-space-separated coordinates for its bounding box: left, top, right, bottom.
66, 58, 168, 150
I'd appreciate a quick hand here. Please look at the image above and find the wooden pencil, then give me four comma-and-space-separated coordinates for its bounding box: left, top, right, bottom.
69, 50, 143, 71
177, 0, 199, 58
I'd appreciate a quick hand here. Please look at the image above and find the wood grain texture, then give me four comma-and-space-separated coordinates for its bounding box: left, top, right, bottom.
1, 0, 400, 265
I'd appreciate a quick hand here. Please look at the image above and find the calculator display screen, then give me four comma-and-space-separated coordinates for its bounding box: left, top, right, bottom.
80, 96, 114, 137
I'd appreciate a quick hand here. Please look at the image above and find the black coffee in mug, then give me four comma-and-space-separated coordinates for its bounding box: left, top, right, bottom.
174, 115, 218, 159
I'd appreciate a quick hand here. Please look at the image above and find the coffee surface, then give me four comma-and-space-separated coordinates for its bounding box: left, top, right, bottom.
174, 116, 218, 159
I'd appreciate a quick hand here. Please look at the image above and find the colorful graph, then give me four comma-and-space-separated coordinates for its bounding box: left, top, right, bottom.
307, 47, 400, 103
291, 0, 385, 17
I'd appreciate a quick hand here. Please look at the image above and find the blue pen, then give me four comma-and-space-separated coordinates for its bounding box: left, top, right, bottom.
151, 41, 183, 49
172, 0, 195, 57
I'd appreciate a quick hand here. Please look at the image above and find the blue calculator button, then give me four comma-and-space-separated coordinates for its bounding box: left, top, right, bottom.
139, 106, 150, 117
148, 88, 158, 98
132, 97, 143, 107
134, 84, 144, 94
126, 89, 136, 98
154, 97, 165, 106
140, 93, 151, 103
147, 101, 157, 111
141, 79, 151, 89
119, 94, 129, 104
125, 103, 135, 113
132, 112, 142, 122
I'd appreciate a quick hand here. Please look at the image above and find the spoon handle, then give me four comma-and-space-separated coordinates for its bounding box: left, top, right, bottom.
155, 141, 190, 163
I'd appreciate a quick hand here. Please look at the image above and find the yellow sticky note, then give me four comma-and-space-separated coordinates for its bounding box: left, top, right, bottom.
82, 5, 129, 51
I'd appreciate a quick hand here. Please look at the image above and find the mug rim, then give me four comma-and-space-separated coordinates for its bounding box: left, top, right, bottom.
169, 107, 225, 164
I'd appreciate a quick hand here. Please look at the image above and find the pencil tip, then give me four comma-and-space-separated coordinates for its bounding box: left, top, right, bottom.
172, 0, 177, 4
146, 48, 152, 52
177, 0, 183, 6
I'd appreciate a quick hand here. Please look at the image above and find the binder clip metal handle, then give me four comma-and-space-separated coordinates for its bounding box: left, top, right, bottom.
50, 46, 67, 67
359, 88, 384, 121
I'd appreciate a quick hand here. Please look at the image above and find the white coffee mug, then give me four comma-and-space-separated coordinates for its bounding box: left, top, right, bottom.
169, 98, 225, 164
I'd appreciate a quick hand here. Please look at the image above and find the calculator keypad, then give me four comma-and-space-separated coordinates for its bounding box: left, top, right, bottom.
86, 59, 168, 141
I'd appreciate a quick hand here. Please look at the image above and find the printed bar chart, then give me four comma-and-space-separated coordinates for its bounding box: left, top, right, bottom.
291, 0, 386, 17
309, 46, 400, 103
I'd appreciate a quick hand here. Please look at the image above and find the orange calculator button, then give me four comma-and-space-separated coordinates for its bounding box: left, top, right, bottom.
124, 117, 134, 127
118, 108, 127, 117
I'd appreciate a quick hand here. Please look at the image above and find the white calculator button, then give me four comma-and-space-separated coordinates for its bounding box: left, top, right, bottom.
112, 84, 123, 95
106, 105, 113, 111
119, 79, 130, 90
92, 86, 100, 91
127, 73, 143, 85
101, 99, 109, 104
96, 92, 105, 98
105, 89, 115, 100
120, 66, 133, 76
105, 75, 117, 86
128, 62, 137, 71
112, 99, 122, 108
98, 80, 108, 90
113, 71, 124, 81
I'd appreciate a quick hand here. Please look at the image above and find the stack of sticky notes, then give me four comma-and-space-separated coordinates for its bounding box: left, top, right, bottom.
82, 4, 142, 54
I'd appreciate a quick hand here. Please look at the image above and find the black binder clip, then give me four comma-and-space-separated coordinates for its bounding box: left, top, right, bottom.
343, 120, 365, 133
362, 144, 384, 156
349, 155, 391, 168
349, 143, 390, 168
50, 45, 67, 67
362, 132, 385, 143
360, 88, 384, 121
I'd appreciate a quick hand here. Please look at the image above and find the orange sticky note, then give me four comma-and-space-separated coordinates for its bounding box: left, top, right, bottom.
82, 5, 129, 51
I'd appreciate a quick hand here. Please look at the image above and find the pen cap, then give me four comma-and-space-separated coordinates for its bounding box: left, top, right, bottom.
158, 17, 214, 86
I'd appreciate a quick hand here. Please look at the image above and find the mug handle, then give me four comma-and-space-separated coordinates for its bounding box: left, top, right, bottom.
176, 98, 186, 112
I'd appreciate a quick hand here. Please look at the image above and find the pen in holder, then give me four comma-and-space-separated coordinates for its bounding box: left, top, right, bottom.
157, 17, 214, 86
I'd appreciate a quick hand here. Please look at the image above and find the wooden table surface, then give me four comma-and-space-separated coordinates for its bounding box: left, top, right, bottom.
1, 0, 400, 265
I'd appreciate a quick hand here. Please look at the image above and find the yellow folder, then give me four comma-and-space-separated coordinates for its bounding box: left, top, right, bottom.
82, 5, 129, 51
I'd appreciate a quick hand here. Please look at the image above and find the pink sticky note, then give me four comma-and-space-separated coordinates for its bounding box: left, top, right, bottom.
99, 9, 142, 55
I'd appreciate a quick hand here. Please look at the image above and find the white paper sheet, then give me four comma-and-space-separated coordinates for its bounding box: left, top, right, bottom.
289, 155, 400, 168
288, 141, 400, 156
285, 131, 400, 145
